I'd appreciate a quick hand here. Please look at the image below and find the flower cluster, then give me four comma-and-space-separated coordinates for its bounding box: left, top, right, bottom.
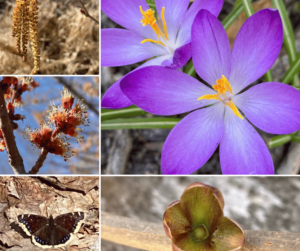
48, 88, 89, 142
163, 182, 245, 251
24, 123, 72, 161
24, 87, 89, 160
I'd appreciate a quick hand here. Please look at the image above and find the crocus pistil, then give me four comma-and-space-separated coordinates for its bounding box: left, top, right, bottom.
139, 6, 174, 54
198, 75, 243, 119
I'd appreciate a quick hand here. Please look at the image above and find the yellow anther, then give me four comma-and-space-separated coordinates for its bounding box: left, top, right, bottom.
197, 94, 221, 102
213, 75, 232, 94
198, 75, 243, 119
226, 101, 243, 119
141, 38, 165, 46
161, 7, 169, 40
139, 6, 169, 47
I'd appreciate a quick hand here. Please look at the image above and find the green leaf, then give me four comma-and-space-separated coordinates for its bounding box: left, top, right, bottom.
222, 2, 244, 30
101, 105, 148, 121
269, 134, 292, 148
146, 0, 156, 13
184, 2, 244, 76
281, 53, 300, 85
271, 0, 298, 86
101, 117, 181, 130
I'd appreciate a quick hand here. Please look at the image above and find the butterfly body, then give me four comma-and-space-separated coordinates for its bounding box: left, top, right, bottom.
17, 212, 84, 249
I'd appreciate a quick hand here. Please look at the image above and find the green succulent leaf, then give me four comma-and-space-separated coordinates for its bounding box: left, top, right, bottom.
173, 233, 214, 251
180, 185, 223, 235
211, 217, 245, 251
164, 201, 191, 236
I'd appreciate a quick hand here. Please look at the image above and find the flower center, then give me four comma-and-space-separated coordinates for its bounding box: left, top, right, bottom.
198, 75, 243, 119
191, 224, 209, 242
139, 6, 169, 47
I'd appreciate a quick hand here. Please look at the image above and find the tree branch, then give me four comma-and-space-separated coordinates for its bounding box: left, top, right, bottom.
28, 148, 48, 174
53, 77, 99, 116
0, 87, 26, 174
101, 212, 300, 251
78, 0, 99, 24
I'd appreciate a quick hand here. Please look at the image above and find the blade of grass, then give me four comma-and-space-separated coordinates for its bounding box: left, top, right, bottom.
271, 0, 298, 86
184, 1, 244, 76
269, 134, 292, 148
242, 0, 273, 82
281, 53, 300, 84
101, 105, 148, 121
101, 117, 181, 130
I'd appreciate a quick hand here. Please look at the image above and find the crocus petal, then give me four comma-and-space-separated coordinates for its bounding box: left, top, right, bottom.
230, 9, 283, 94
234, 82, 300, 134
180, 184, 223, 234
121, 66, 216, 115
102, 0, 157, 40
161, 43, 192, 69
220, 106, 274, 174
102, 55, 172, 109
176, 0, 224, 47
211, 217, 245, 251
101, 29, 166, 67
101, 78, 133, 109
191, 9, 231, 86
155, 0, 190, 43
161, 105, 224, 174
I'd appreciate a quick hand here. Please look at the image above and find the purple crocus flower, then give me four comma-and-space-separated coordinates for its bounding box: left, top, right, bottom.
120, 9, 300, 175
101, 0, 224, 109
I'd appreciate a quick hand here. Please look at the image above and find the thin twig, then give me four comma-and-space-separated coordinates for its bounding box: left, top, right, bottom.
78, 0, 99, 24
0, 86, 26, 174
28, 148, 49, 174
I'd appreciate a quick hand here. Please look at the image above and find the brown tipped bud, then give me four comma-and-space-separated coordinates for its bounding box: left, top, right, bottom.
12, 114, 25, 121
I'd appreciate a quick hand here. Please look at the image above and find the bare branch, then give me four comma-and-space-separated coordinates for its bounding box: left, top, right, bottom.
78, 0, 99, 24
0, 86, 26, 174
101, 213, 300, 251
28, 148, 48, 174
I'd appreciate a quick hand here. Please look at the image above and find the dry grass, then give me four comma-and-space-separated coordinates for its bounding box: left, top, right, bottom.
0, 0, 99, 75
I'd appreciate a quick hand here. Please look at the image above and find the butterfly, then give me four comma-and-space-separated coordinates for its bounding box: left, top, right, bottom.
17, 212, 84, 248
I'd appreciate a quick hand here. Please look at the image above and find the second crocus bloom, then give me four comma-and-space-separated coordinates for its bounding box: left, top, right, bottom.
121, 9, 300, 175
101, 0, 224, 109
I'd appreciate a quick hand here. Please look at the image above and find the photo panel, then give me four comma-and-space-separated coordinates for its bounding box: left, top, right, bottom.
0, 0, 99, 75
0, 76, 99, 174
0, 176, 99, 250
101, 0, 300, 175
101, 176, 300, 251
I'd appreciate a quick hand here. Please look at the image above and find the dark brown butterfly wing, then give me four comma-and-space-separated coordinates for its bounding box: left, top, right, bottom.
32, 225, 53, 248
17, 214, 48, 236
54, 212, 84, 233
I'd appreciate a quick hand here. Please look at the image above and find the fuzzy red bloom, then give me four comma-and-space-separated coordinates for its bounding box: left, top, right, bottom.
0, 139, 5, 152
6, 102, 14, 113
26, 124, 53, 148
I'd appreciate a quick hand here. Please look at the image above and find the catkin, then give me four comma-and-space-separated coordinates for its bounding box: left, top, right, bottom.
22, 0, 30, 61
12, 0, 40, 74
29, 0, 40, 74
